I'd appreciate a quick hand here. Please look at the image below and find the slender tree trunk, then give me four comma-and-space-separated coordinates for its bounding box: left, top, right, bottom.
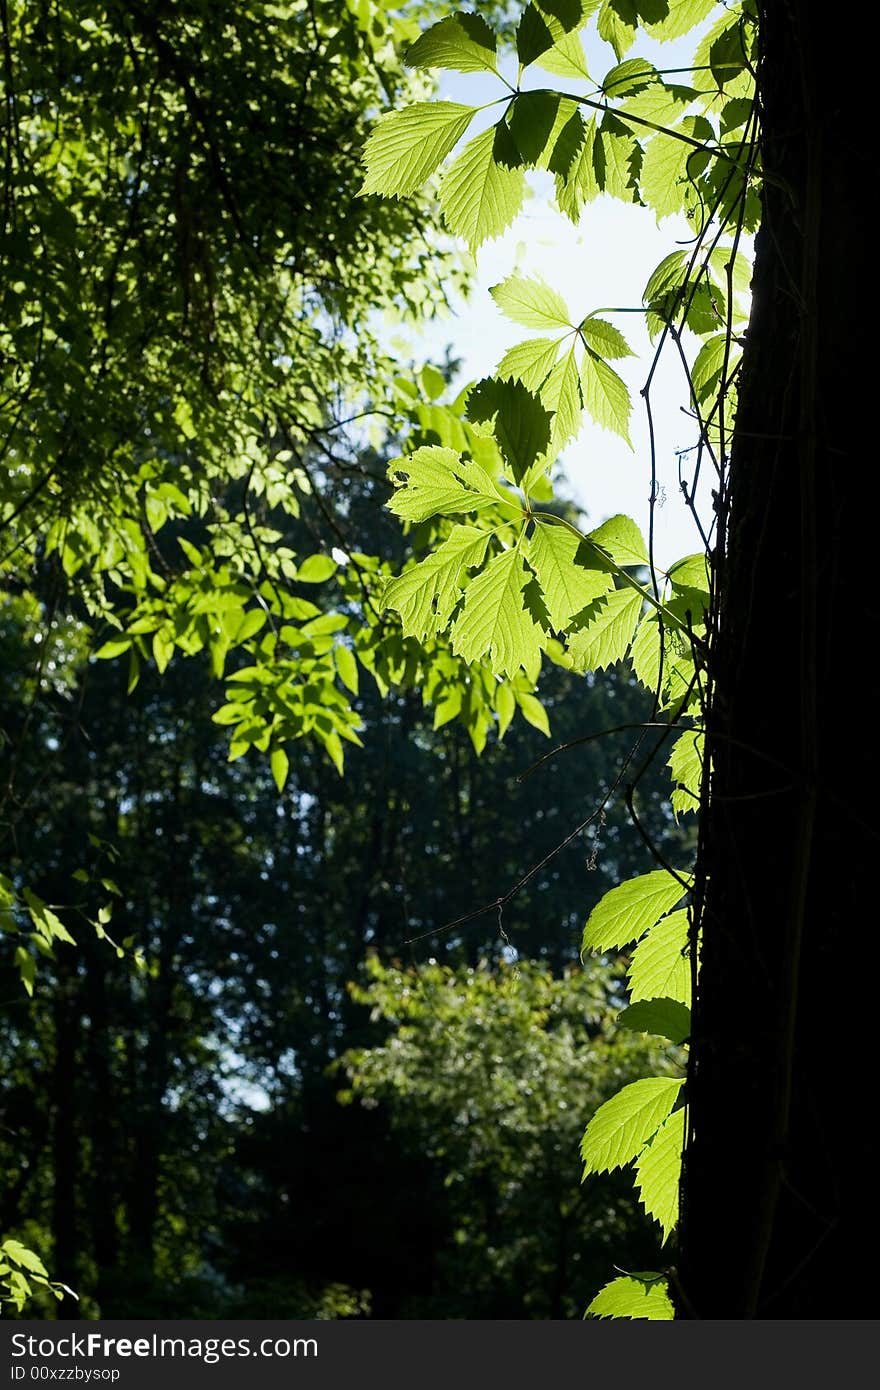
679, 2, 877, 1316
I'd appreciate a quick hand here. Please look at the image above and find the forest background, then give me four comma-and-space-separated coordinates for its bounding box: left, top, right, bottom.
0, 0, 739, 1319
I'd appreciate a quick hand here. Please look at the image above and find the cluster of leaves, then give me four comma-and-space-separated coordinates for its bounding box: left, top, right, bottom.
0, 1237, 74, 1314
359, 0, 757, 1318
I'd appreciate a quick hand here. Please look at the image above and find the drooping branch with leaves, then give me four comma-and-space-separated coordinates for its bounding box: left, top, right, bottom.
358, 0, 758, 1318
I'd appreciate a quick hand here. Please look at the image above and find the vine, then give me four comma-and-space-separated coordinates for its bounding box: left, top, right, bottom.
359, 0, 759, 1317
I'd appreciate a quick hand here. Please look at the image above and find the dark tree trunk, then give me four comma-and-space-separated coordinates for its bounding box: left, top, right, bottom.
678, 2, 877, 1316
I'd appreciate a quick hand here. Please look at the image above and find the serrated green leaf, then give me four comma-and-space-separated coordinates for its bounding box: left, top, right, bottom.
452, 545, 545, 678
387, 446, 504, 523
540, 345, 585, 456
601, 58, 657, 96
587, 1274, 674, 1320
587, 515, 648, 570
23, 888, 76, 946
384, 526, 490, 642
517, 0, 597, 67
645, 0, 715, 42
567, 586, 642, 672
1, 1240, 48, 1277
406, 14, 498, 74
490, 274, 572, 330
360, 102, 476, 198
597, 0, 638, 61
582, 867, 689, 952
556, 115, 600, 222
466, 378, 552, 485
635, 1107, 685, 1243
618, 997, 691, 1044
628, 613, 661, 691
668, 727, 703, 815
581, 1075, 684, 1174
495, 337, 562, 392
529, 522, 613, 630
535, 27, 592, 79
270, 747, 289, 793
579, 317, 633, 359
595, 115, 641, 200
627, 909, 691, 1006
690, 333, 741, 404
639, 117, 713, 221
580, 351, 632, 445
440, 125, 526, 251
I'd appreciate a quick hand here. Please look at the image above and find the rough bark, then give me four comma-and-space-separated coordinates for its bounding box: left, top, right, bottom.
678, 2, 878, 1316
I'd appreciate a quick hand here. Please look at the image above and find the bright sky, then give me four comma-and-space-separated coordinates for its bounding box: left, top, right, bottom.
410, 21, 723, 570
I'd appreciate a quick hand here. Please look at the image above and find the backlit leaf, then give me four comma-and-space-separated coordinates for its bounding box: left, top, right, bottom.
440, 125, 527, 251
627, 909, 692, 1006
587, 1274, 674, 1320
635, 1107, 685, 1242
452, 545, 545, 678
406, 14, 498, 74
529, 522, 613, 630
567, 586, 642, 671
581, 1075, 684, 1174
582, 867, 690, 952
360, 103, 476, 198
490, 274, 572, 331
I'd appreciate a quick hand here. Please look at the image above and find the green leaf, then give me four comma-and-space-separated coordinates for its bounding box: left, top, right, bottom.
406, 15, 498, 74
556, 116, 600, 222
597, 0, 638, 61
494, 682, 516, 738
529, 522, 612, 630
384, 525, 490, 642
387, 446, 504, 523
1, 1240, 48, 1278
540, 345, 585, 456
581, 1075, 684, 1174
452, 545, 545, 679
645, 0, 715, 42
495, 337, 562, 392
440, 125, 526, 251
579, 317, 633, 359
270, 747, 289, 793
517, 0, 597, 67
360, 102, 476, 198
23, 888, 76, 946
582, 867, 689, 952
627, 909, 692, 1007
516, 690, 551, 736
601, 58, 657, 96
335, 644, 359, 696
567, 587, 642, 672
587, 514, 648, 569
580, 351, 632, 444
669, 553, 710, 595
490, 274, 572, 331
297, 553, 337, 584
535, 27, 592, 79
668, 727, 703, 812
618, 997, 691, 1044
93, 638, 131, 660
595, 116, 641, 200
635, 1107, 685, 1243
586, 1274, 674, 1320
466, 378, 552, 486
639, 117, 713, 221
690, 333, 741, 404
